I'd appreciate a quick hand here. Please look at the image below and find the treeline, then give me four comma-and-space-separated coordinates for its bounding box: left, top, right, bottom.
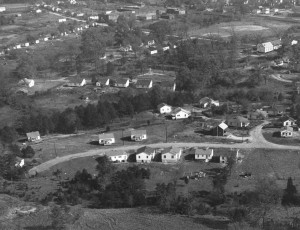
0, 15, 15, 26
19, 88, 195, 135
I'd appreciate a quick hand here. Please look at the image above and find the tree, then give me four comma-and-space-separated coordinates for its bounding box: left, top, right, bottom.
95, 156, 115, 191
21, 146, 35, 158
282, 177, 298, 206
16, 53, 37, 79
149, 21, 172, 44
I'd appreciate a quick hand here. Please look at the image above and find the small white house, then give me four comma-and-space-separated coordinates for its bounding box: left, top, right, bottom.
280, 117, 296, 127
257, 42, 273, 53
98, 133, 115, 145
115, 79, 129, 88
89, 15, 99, 20
43, 37, 49, 41
136, 146, 156, 163
157, 103, 172, 114
26, 131, 41, 142
171, 107, 191, 120
24, 43, 29, 47
16, 44, 21, 49
96, 78, 110, 87
131, 130, 147, 141
19, 78, 35, 88
36, 9, 42, 13
281, 126, 293, 137
58, 18, 67, 23
161, 147, 182, 163
15, 157, 25, 168
107, 150, 128, 162
160, 81, 176, 92
149, 47, 157, 55
291, 40, 298, 45
0, 6, 6, 12
195, 148, 214, 162
35, 40, 40, 44
227, 116, 250, 128
67, 78, 86, 87
199, 97, 220, 108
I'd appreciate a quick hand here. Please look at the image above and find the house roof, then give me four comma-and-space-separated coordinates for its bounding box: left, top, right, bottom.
281, 126, 293, 131
161, 147, 181, 155
69, 78, 84, 84
171, 107, 191, 115
116, 78, 129, 85
218, 122, 228, 130
228, 116, 249, 123
97, 78, 109, 84
157, 103, 170, 109
270, 39, 282, 46
160, 81, 175, 87
199, 97, 212, 104
98, 133, 115, 139
278, 116, 296, 122
26, 131, 40, 138
106, 150, 128, 157
131, 129, 146, 136
136, 146, 155, 155
195, 148, 213, 156
136, 79, 152, 87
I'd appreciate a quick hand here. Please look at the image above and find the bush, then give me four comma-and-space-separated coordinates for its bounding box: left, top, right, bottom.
21, 146, 35, 158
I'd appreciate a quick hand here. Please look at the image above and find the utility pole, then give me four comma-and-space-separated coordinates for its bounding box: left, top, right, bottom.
54, 142, 57, 157
165, 124, 168, 143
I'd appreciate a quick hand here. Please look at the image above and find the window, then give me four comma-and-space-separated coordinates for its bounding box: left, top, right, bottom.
139, 156, 140, 158
171, 156, 174, 159
146, 156, 148, 158
164, 155, 166, 158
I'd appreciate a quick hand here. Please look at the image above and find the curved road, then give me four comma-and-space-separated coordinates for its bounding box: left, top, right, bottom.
28, 122, 299, 176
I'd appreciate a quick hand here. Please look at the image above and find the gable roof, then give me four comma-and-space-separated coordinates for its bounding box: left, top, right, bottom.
26, 131, 40, 139
97, 78, 109, 84
131, 129, 146, 136
228, 116, 249, 123
270, 39, 281, 46
279, 116, 296, 122
195, 148, 213, 156
199, 97, 212, 104
171, 107, 190, 115
160, 81, 175, 87
106, 150, 128, 157
136, 146, 155, 155
69, 78, 85, 84
98, 133, 115, 139
116, 78, 129, 85
157, 103, 171, 109
136, 79, 152, 87
161, 147, 181, 155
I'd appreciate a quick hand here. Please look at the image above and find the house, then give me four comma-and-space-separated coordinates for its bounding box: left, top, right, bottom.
271, 39, 282, 50
137, 13, 156, 20
171, 107, 190, 120
280, 126, 293, 137
195, 148, 214, 162
89, 15, 99, 20
36, 9, 42, 13
67, 78, 86, 87
136, 146, 156, 163
166, 7, 185, 15
35, 40, 40, 44
257, 42, 273, 53
157, 103, 172, 114
211, 121, 228, 136
96, 78, 110, 87
15, 157, 25, 168
252, 9, 261, 14
148, 47, 157, 55
162, 45, 170, 51
43, 37, 49, 41
26, 131, 41, 142
131, 129, 147, 141
226, 116, 250, 128
160, 13, 175, 19
98, 133, 115, 145
247, 110, 268, 120
265, 105, 286, 116
291, 40, 298, 45
279, 116, 296, 127
136, 79, 153, 89
19, 78, 35, 88
159, 81, 176, 91
145, 39, 155, 47
0, 6, 6, 12
161, 147, 182, 163
199, 97, 220, 108
119, 45, 132, 52
262, 7, 270, 14
114, 78, 129, 88
106, 150, 128, 162
58, 18, 67, 23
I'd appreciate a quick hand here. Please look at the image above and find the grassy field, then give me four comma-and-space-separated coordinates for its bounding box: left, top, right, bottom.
262, 129, 300, 146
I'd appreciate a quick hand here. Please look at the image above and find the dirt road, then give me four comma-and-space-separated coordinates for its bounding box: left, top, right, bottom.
28, 122, 299, 176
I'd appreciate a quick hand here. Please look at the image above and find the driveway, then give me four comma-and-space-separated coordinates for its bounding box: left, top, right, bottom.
28, 121, 299, 176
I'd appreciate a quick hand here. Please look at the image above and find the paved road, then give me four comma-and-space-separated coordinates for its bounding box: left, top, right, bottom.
28, 122, 300, 176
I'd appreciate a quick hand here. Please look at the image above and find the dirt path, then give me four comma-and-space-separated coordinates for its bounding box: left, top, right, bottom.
28, 121, 299, 176
49, 11, 86, 23
270, 74, 292, 83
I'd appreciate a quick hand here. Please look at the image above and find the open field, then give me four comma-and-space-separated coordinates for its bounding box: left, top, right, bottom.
0, 106, 22, 128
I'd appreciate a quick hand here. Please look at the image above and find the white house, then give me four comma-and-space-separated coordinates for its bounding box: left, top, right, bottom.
98, 133, 115, 145
199, 97, 220, 108
281, 126, 293, 137
162, 45, 170, 51
148, 47, 157, 55
19, 78, 35, 88
195, 148, 214, 162
96, 78, 110, 87
0, 6, 6, 12
136, 79, 153, 89
136, 146, 156, 163
89, 15, 99, 20
145, 39, 155, 47
43, 37, 49, 41
67, 78, 86, 87
291, 40, 298, 45
58, 18, 67, 23
119, 45, 132, 52
115, 78, 129, 88
226, 116, 250, 128
161, 147, 182, 163
35, 40, 40, 44
257, 42, 273, 53
16, 44, 21, 49
107, 150, 128, 162
26, 131, 41, 142
160, 81, 176, 91
280, 116, 296, 127
36, 9, 42, 13
171, 107, 191, 120
131, 129, 147, 141
157, 103, 172, 114
15, 157, 25, 168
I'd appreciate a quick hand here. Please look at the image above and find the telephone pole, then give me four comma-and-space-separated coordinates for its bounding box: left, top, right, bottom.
165, 124, 168, 143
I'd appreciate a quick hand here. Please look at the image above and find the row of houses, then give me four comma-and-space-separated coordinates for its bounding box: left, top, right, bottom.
98, 130, 147, 145
66, 77, 176, 91
105, 146, 234, 165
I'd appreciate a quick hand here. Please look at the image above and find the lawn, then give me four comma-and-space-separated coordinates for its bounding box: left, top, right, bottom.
262, 129, 300, 146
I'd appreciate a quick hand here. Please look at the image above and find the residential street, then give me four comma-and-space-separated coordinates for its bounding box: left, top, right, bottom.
28, 121, 299, 176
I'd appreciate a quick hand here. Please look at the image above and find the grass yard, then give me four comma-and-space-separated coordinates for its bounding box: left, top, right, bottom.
262, 130, 300, 146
